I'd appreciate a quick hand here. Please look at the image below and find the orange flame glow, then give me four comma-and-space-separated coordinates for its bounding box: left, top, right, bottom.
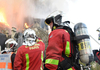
24, 23, 29, 28
0, 12, 9, 27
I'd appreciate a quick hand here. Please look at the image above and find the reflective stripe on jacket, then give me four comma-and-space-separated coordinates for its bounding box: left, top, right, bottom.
0, 52, 13, 70
68, 67, 76, 70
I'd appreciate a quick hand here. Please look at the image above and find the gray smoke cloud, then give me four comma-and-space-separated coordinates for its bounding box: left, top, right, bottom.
0, 0, 77, 32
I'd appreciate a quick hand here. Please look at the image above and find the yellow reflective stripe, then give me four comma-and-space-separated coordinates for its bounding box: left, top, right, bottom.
45, 59, 59, 65
25, 54, 29, 70
41, 51, 43, 61
40, 64, 43, 70
68, 67, 73, 70
40, 51, 43, 70
65, 41, 70, 57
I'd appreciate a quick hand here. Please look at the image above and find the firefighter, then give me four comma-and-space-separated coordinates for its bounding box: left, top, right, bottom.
0, 38, 18, 70
14, 28, 45, 70
44, 11, 80, 70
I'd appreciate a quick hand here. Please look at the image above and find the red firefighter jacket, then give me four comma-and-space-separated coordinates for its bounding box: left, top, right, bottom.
14, 38, 45, 70
45, 29, 75, 70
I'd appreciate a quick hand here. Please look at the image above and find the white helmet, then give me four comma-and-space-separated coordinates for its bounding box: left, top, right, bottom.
5, 38, 18, 47
45, 11, 70, 27
23, 28, 37, 46
4, 38, 18, 52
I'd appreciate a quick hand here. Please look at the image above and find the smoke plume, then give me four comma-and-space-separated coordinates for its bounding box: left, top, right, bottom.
0, 0, 76, 32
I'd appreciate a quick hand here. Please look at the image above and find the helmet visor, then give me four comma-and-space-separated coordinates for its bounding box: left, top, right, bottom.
25, 33, 35, 39
45, 17, 53, 25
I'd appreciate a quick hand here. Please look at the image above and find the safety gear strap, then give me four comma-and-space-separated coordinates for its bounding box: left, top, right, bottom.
45, 59, 59, 65
74, 35, 90, 41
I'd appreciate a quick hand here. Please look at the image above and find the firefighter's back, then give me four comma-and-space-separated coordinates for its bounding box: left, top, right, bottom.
14, 42, 44, 70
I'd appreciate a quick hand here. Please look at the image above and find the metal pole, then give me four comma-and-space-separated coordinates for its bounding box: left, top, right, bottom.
89, 35, 100, 45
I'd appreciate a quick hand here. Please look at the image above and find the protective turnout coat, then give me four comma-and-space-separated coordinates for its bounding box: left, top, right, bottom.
45, 29, 75, 70
14, 38, 45, 70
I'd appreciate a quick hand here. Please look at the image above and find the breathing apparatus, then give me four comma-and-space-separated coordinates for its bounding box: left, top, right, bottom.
74, 22, 94, 65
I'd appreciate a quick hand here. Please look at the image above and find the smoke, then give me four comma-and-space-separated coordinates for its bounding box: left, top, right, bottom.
0, 0, 76, 32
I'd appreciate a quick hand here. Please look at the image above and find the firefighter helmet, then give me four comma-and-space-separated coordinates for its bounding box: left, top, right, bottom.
45, 11, 70, 30
23, 28, 37, 46
5, 38, 18, 52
